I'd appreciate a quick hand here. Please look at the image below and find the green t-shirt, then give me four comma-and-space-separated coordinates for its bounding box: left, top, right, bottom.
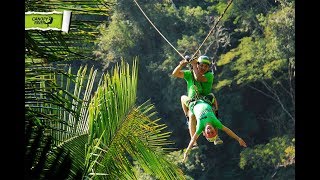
200, 71, 214, 96
189, 100, 223, 135
183, 70, 214, 99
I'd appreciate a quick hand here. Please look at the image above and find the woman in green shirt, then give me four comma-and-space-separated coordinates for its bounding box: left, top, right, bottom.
183, 99, 247, 162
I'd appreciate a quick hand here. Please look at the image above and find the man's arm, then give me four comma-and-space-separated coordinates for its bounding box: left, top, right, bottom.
172, 59, 188, 78
221, 125, 247, 147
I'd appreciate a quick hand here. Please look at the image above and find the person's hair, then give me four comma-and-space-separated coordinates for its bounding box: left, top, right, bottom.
204, 125, 217, 142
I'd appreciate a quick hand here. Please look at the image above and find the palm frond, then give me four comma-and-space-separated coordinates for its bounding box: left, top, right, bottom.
84, 59, 185, 179
25, 63, 99, 145
25, 119, 83, 180
25, 63, 100, 179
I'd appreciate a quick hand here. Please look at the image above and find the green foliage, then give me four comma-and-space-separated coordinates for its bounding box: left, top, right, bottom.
217, 0, 294, 87
96, 1, 294, 179
94, 12, 143, 64
275, 0, 295, 8
215, 79, 232, 91
84, 59, 185, 179
180, 147, 208, 176
25, 1, 111, 177
25, 61, 102, 179
166, 146, 210, 180
227, 0, 276, 37
217, 48, 239, 66
133, 148, 213, 180
216, 37, 265, 86
207, 0, 228, 15
215, 3, 295, 138
177, 35, 202, 56
264, 5, 295, 60
132, 161, 156, 180
24, 0, 296, 179
25, 120, 82, 179
240, 136, 295, 178
25, 63, 99, 146
230, 37, 288, 84
25, 57, 186, 179
181, 6, 208, 24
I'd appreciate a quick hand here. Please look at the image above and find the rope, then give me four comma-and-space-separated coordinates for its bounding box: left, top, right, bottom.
132, 0, 186, 60
133, 0, 234, 64
191, 0, 234, 60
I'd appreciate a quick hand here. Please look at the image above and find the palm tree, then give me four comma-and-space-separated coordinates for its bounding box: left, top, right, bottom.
25, 1, 185, 178
25, 58, 185, 179
82, 59, 185, 179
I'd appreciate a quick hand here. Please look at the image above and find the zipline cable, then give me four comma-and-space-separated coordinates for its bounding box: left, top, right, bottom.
190, 0, 234, 60
133, 0, 186, 60
133, 0, 233, 62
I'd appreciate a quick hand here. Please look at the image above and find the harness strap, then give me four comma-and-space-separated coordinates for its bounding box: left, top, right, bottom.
188, 94, 216, 118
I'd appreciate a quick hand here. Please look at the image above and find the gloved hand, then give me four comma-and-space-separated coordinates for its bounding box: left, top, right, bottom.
184, 55, 191, 62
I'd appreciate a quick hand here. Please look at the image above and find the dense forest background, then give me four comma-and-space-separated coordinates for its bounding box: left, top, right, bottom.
24, 0, 295, 179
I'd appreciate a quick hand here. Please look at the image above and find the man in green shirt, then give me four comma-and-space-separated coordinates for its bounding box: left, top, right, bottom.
172, 55, 222, 145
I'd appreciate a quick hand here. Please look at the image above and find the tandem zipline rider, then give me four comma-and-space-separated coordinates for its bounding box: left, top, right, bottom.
172, 55, 224, 146
132, 0, 246, 161
172, 56, 247, 162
